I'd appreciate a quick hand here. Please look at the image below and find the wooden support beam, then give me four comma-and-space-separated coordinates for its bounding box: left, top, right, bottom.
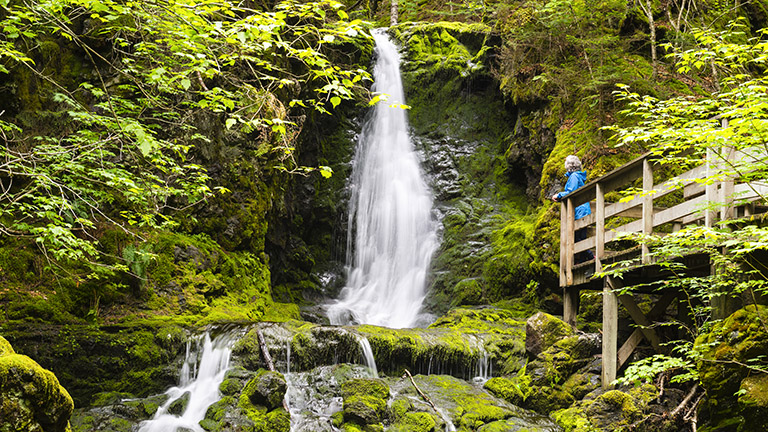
617, 291, 677, 369
602, 276, 620, 388
564, 287, 579, 327
618, 294, 662, 352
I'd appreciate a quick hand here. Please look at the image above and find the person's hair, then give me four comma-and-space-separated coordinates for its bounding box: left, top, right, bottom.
565, 155, 582, 173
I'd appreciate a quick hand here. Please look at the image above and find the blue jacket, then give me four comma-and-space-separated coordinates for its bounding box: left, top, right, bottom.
555, 170, 591, 220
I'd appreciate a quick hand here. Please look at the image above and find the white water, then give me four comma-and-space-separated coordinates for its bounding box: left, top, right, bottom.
327, 30, 438, 329
138, 333, 234, 432
358, 336, 379, 378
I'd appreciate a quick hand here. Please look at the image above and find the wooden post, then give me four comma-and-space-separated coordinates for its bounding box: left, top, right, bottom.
563, 197, 577, 327
705, 147, 716, 228
642, 159, 653, 264
602, 276, 620, 388
565, 197, 575, 285
560, 201, 567, 287
596, 182, 605, 273
721, 119, 734, 221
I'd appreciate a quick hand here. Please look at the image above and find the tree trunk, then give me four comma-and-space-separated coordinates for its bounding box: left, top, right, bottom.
390, 0, 397, 26
646, 0, 657, 77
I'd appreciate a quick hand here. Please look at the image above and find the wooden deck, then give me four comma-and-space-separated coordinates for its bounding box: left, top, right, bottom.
558, 149, 768, 387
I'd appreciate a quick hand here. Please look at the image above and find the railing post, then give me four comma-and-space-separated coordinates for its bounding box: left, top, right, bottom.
705, 147, 717, 228
720, 119, 734, 221
560, 201, 567, 287
642, 159, 653, 264
565, 197, 575, 285
596, 182, 605, 273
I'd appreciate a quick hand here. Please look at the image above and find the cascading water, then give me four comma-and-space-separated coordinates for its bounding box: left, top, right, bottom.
138, 333, 235, 432
327, 29, 438, 329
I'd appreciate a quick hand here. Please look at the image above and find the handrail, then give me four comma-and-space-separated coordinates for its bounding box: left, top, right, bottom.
558, 148, 765, 287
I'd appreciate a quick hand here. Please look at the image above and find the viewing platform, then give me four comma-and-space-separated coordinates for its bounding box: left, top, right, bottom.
558, 149, 768, 387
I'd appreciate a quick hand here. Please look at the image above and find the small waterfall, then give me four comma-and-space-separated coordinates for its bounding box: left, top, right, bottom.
327, 29, 438, 329
473, 349, 492, 383
358, 336, 378, 378
138, 333, 235, 432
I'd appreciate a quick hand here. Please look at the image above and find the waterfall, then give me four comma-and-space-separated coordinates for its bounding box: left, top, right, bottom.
327, 29, 438, 329
358, 336, 379, 378
138, 333, 235, 432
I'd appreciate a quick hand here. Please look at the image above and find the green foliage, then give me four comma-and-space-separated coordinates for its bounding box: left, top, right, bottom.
603, 21, 768, 388
0, 0, 372, 283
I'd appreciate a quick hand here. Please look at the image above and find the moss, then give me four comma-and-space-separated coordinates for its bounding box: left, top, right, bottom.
696, 305, 768, 425
390, 412, 438, 432
0, 337, 15, 356
241, 369, 287, 411
0, 352, 74, 432
551, 406, 598, 432
483, 375, 531, 406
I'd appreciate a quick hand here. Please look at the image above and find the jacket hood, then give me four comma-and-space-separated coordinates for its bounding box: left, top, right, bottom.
566, 170, 588, 182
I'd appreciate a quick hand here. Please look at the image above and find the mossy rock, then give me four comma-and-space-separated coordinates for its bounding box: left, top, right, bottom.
525, 312, 574, 357
483, 376, 531, 406
342, 378, 390, 425
696, 305, 768, 425
389, 412, 438, 432
552, 384, 657, 431
738, 374, 768, 432
0, 337, 15, 356
241, 369, 287, 411
0, 349, 74, 432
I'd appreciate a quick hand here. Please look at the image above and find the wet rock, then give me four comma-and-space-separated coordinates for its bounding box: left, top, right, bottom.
242, 369, 287, 410
0, 336, 74, 432
390, 374, 557, 431
167, 390, 191, 415
341, 378, 390, 426
525, 312, 574, 357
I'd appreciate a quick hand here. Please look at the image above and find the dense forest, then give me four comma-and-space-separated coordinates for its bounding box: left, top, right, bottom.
1, 0, 768, 431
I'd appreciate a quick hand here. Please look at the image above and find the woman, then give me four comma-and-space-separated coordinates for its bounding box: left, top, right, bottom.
552, 155, 593, 262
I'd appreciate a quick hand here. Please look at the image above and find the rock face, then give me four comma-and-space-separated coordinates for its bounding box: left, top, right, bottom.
695, 305, 768, 431
0, 336, 74, 432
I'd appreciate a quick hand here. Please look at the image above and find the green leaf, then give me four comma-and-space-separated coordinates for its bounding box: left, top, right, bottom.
180, 78, 191, 90
225, 118, 237, 129
319, 165, 333, 178
330, 96, 341, 108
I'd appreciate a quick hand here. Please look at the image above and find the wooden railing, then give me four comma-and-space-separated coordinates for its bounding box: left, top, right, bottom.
559, 150, 768, 288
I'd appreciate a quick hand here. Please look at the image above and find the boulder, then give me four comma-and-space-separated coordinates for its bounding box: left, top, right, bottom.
696, 305, 768, 427
525, 312, 574, 357
0, 336, 74, 432
341, 378, 390, 426
242, 369, 287, 410
738, 374, 768, 432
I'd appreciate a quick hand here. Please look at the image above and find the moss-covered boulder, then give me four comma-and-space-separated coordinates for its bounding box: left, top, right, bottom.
341, 378, 390, 426
695, 305, 768, 427
242, 369, 287, 411
389, 374, 556, 431
738, 374, 768, 432
552, 384, 657, 432
525, 312, 574, 357
0, 336, 74, 432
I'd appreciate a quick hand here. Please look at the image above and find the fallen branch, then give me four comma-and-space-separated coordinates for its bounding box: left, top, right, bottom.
670, 384, 699, 419
256, 328, 276, 371
403, 369, 438, 413
256, 328, 289, 412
